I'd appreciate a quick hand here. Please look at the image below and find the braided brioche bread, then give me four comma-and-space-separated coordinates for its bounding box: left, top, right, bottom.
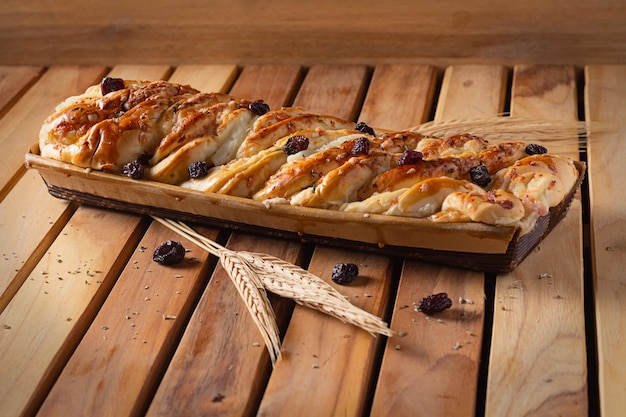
39, 78, 580, 234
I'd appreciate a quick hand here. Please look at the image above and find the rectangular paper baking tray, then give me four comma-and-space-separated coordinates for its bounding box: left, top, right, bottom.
25, 144, 585, 273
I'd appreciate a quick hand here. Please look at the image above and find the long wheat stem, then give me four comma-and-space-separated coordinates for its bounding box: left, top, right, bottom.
152, 216, 281, 364
151, 216, 393, 363
410, 116, 608, 150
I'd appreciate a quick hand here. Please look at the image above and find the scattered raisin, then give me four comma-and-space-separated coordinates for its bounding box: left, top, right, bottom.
351, 137, 370, 156
188, 161, 209, 179
355, 121, 376, 136
470, 164, 491, 187
248, 100, 270, 116
100, 77, 125, 95
331, 263, 359, 285
283, 135, 309, 155
525, 143, 548, 155
416, 293, 452, 315
153, 240, 186, 265
398, 149, 423, 166
122, 160, 145, 179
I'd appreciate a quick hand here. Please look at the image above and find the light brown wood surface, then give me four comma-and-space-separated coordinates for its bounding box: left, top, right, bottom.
584, 65, 626, 417
0, 63, 620, 417
370, 64, 505, 417
486, 65, 587, 416
37, 221, 218, 417
33, 65, 240, 417
357, 65, 437, 131
0, 207, 146, 417
0, 170, 75, 313
0, 65, 173, 417
254, 65, 393, 417
434, 65, 508, 123
146, 64, 304, 417
0, 66, 107, 196
229, 65, 304, 109
0, 66, 43, 119
2, 0, 625, 66
291, 65, 370, 122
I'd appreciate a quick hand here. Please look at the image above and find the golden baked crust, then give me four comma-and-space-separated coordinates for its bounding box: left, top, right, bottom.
39, 78, 580, 234
40, 80, 201, 172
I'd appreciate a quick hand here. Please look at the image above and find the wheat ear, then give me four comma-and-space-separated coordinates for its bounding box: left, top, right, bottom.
410, 116, 605, 149
238, 251, 392, 337
151, 216, 281, 364
152, 217, 392, 339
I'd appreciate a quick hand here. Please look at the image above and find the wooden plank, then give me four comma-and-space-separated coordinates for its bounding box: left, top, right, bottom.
169, 64, 239, 93
372, 264, 485, 416
0, 65, 107, 303
36, 221, 218, 417
3, 1, 626, 67
292, 64, 370, 121
0, 65, 171, 314
434, 65, 508, 123
486, 65, 587, 416
0, 206, 146, 417
584, 65, 626, 417
0, 65, 175, 417
107, 64, 173, 81
510, 65, 581, 157
0, 65, 107, 199
255, 65, 391, 417
370, 64, 507, 416
257, 247, 394, 417
145, 64, 304, 417
357, 64, 437, 131
229, 64, 304, 109
146, 234, 302, 417
0, 169, 75, 314
31, 65, 241, 417
0, 65, 44, 118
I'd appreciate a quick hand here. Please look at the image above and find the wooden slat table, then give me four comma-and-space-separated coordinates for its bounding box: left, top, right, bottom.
0, 63, 624, 417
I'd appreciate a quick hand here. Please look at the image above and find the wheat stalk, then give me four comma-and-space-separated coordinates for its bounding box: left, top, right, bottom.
238, 251, 393, 337
151, 216, 282, 364
217, 249, 282, 364
410, 116, 612, 150
151, 216, 393, 361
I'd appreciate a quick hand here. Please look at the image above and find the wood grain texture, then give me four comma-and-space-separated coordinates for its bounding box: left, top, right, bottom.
0, 65, 174, 417
31, 64, 241, 417
37, 221, 218, 417
146, 234, 301, 417
0, 206, 146, 417
254, 65, 392, 417
0, 65, 174, 311
511, 65, 581, 157
0, 66, 43, 119
169, 64, 239, 93
2, 0, 625, 66
434, 65, 508, 123
106, 65, 173, 82
485, 65, 587, 416
0, 65, 107, 198
292, 65, 371, 121
584, 65, 626, 417
371, 64, 506, 416
371, 264, 485, 417
145, 64, 304, 417
0, 169, 75, 314
357, 64, 437, 131
229, 65, 304, 109
0, 61, 613, 416
257, 246, 394, 417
